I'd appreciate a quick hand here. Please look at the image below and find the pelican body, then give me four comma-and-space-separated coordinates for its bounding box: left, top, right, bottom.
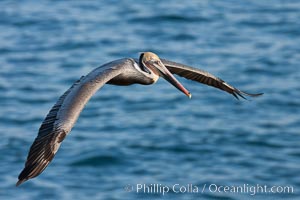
16, 52, 262, 186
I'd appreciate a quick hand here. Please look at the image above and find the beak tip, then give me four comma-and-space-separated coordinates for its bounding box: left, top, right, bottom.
188, 93, 192, 99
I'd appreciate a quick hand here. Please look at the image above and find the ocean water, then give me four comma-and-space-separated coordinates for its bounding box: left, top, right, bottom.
0, 0, 299, 199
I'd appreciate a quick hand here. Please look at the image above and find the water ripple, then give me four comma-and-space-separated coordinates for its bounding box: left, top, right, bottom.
70, 155, 124, 167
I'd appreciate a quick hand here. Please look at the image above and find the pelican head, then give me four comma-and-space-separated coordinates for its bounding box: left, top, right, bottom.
139, 52, 191, 98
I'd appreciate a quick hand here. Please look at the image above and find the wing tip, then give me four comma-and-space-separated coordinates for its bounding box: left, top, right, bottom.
16, 167, 30, 187
233, 90, 264, 100
16, 178, 27, 187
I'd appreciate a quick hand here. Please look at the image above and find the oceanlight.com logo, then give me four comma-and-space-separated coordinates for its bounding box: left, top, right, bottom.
124, 183, 294, 196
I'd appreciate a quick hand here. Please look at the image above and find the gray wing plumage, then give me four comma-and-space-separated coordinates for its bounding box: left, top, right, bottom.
16, 79, 81, 186
161, 59, 263, 99
16, 59, 131, 186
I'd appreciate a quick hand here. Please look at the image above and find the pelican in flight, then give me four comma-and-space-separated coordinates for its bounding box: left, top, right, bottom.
16, 52, 262, 186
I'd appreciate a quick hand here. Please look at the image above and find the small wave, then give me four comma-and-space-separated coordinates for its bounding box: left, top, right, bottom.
244, 140, 284, 149
70, 155, 123, 167
128, 144, 196, 154
171, 33, 196, 41
129, 14, 211, 23
244, 68, 284, 76
238, 20, 286, 28
0, 116, 41, 126
51, 40, 98, 51
7, 57, 47, 64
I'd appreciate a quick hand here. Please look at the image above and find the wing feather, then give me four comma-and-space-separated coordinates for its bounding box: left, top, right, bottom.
16, 78, 84, 186
16, 59, 132, 186
161, 59, 263, 99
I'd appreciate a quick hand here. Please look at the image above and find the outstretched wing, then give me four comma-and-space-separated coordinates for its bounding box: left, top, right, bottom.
161, 59, 263, 99
16, 59, 133, 186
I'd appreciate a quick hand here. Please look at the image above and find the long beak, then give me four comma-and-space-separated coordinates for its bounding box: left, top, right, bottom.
149, 61, 192, 98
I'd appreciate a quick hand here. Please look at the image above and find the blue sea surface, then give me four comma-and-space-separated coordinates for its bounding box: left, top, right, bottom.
0, 0, 299, 199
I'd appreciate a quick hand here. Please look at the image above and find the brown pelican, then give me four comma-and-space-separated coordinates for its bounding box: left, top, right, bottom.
16, 52, 263, 186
